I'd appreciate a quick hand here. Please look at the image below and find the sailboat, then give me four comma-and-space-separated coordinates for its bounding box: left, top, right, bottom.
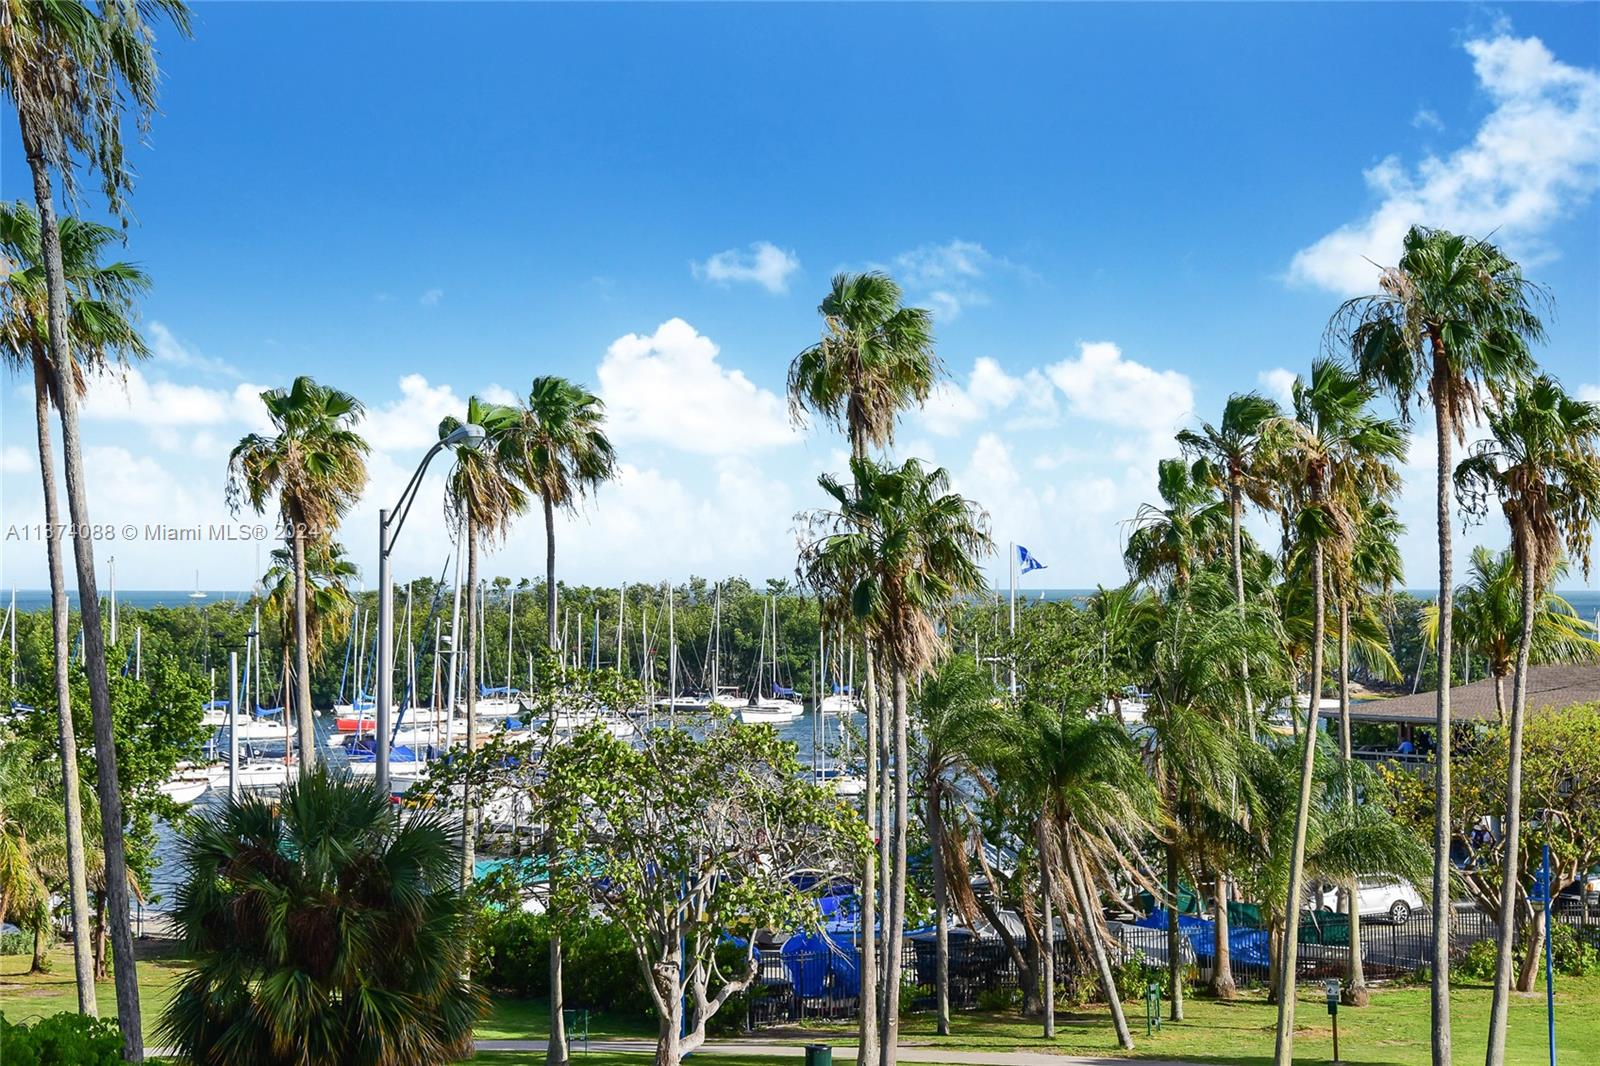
188, 569, 207, 600
738, 596, 803, 724
475, 582, 521, 719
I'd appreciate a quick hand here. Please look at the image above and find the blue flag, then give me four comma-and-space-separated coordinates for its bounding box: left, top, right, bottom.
1017, 544, 1046, 574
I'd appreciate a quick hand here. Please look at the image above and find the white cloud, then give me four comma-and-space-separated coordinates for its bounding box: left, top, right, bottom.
1289, 28, 1600, 294
1258, 367, 1297, 407
1045, 341, 1194, 437
419, 288, 444, 307
149, 322, 238, 378
478, 383, 520, 407
1579, 384, 1600, 403
894, 239, 996, 321
80, 364, 269, 430
359, 374, 469, 453
693, 241, 800, 294
596, 318, 796, 455
1412, 108, 1445, 132
920, 356, 1058, 436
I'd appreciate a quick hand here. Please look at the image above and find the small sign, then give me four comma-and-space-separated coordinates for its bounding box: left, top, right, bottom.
1145, 981, 1162, 1035
1325, 978, 1341, 1014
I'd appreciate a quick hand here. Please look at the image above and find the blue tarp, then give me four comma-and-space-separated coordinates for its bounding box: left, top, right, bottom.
1135, 908, 1271, 967
772, 684, 798, 698
781, 929, 860, 998
481, 685, 520, 697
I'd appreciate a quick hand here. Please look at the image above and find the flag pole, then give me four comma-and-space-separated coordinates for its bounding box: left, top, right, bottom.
1008, 542, 1017, 697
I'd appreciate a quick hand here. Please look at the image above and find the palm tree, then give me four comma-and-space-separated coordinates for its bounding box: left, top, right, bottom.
1177, 392, 1280, 998
1123, 458, 1231, 588
261, 539, 359, 706
0, 735, 65, 966
1453, 377, 1600, 1066
790, 271, 937, 1066
439, 398, 528, 890
508, 376, 617, 649
1333, 226, 1545, 1065
505, 377, 611, 1066
3, 4, 190, 1051
159, 767, 483, 1065
1, 201, 147, 1015
1423, 547, 1599, 716
1134, 568, 1282, 1023
1266, 360, 1403, 1063
228, 376, 370, 778
800, 455, 989, 1066
1331, 492, 1404, 1005
912, 656, 1003, 1036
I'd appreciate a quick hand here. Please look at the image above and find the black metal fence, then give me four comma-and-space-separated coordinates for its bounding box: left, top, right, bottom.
746, 903, 1600, 1029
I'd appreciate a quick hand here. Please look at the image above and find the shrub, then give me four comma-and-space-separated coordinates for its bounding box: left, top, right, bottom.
0, 1011, 122, 1066
1457, 939, 1497, 982
0, 931, 31, 956
1549, 920, 1600, 977
476, 911, 647, 1014
976, 986, 1020, 1012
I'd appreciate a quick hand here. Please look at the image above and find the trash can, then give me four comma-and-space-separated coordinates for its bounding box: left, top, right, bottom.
804, 1044, 833, 1066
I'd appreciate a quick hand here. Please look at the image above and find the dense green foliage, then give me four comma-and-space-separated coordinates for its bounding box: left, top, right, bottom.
0, 1011, 122, 1066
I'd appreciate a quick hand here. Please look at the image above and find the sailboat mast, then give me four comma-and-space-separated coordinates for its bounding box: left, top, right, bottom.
616, 583, 626, 673
711, 582, 720, 699
506, 585, 516, 693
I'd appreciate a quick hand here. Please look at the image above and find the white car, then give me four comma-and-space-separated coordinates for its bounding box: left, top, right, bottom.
1317, 877, 1424, 924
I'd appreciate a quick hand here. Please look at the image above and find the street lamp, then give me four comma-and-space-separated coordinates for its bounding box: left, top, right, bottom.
377, 422, 485, 794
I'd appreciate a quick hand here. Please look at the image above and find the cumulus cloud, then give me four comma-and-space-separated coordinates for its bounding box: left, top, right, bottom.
693, 241, 800, 294
359, 374, 471, 452
1045, 341, 1194, 437
893, 239, 997, 320
1579, 384, 1600, 403
1, 445, 32, 474
419, 288, 444, 307
1289, 28, 1600, 294
596, 318, 796, 455
80, 364, 269, 430
920, 356, 1058, 436
1257, 367, 1298, 407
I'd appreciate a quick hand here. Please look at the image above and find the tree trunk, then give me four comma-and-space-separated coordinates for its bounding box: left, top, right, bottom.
1429, 362, 1455, 1066
880, 667, 910, 1066
1514, 908, 1543, 994
1485, 540, 1538, 1066
877, 663, 891, 1024
1039, 814, 1056, 1038
656, 964, 685, 1066
1338, 601, 1369, 1006
461, 524, 478, 890
1210, 870, 1235, 1000
857, 642, 880, 1066
92, 893, 108, 981
544, 494, 559, 648
1064, 829, 1134, 1049
31, 916, 48, 973
290, 518, 316, 774
28, 143, 142, 1060
1166, 842, 1183, 1021
1273, 539, 1325, 1066
927, 775, 950, 1036
32, 357, 97, 1016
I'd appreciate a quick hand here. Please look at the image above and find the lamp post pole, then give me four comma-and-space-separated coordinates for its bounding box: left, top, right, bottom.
375, 423, 484, 796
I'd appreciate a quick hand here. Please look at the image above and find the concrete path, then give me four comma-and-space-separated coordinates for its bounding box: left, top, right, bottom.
474, 1039, 1204, 1065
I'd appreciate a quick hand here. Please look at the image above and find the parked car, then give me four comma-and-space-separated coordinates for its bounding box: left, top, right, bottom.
1316, 877, 1424, 924
1557, 865, 1600, 908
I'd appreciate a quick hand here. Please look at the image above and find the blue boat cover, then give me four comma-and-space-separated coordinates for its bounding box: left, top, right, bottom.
1135, 908, 1270, 967
781, 929, 860, 997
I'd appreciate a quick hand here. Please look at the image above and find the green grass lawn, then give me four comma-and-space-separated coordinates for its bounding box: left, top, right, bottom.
5, 944, 1596, 1065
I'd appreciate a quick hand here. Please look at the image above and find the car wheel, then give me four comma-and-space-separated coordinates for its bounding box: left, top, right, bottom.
1388, 900, 1411, 925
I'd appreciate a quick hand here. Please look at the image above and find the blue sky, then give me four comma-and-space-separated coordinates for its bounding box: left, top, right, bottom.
3, 3, 1598, 593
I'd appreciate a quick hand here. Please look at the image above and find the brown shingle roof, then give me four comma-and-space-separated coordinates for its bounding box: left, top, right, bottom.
1327, 663, 1600, 724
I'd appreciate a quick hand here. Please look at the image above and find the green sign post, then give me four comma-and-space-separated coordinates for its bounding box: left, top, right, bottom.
1326, 978, 1342, 1064
1145, 982, 1162, 1036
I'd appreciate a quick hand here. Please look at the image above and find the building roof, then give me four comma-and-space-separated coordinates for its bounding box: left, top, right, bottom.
1326, 664, 1600, 724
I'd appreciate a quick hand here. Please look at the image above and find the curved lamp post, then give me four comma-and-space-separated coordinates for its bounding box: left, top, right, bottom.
377, 422, 485, 794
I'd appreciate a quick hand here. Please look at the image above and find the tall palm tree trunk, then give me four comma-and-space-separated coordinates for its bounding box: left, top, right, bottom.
290, 518, 316, 774
1210, 870, 1233, 1000
1273, 540, 1326, 1066
1429, 363, 1455, 1066
1338, 601, 1368, 1005
26, 146, 142, 1060
544, 494, 569, 1066
544, 495, 558, 649
461, 525, 478, 891
927, 777, 950, 1036
1212, 482, 1246, 999
1039, 814, 1056, 1039
857, 641, 880, 1066
1166, 841, 1183, 1021
1063, 829, 1134, 1049
1484, 540, 1537, 1066
880, 667, 910, 1066
32, 360, 96, 1016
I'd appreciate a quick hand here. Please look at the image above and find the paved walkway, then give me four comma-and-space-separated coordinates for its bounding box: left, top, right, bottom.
475, 1039, 1203, 1065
